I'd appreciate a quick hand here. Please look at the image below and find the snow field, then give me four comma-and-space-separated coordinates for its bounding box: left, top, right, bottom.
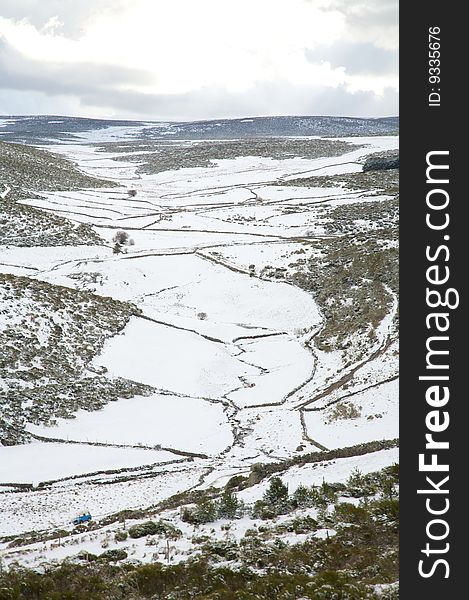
28, 392, 233, 456
1, 132, 399, 556
0, 442, 177, 487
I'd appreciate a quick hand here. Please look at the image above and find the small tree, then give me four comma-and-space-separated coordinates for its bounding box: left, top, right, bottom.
264, 477, 289, 506
113, 230, 129, 245
346, 468, 373, 498
252, 477, 291, 519
181, 498, 218, 525
291, 484, 313, 508
112, 230, 134, 253
217, 489, 240, 519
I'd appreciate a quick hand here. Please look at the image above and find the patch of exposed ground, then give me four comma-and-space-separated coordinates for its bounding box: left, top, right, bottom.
96, 138, 357, 174
0, 274, 150, 444
0, 141, 117, 247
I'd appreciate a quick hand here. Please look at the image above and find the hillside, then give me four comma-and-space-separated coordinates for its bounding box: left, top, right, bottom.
1, 114, 398, 143
0, 117, 399, 598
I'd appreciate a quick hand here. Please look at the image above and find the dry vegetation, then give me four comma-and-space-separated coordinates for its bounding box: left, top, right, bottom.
0, 274, 151, 444
97, 138, 357, 174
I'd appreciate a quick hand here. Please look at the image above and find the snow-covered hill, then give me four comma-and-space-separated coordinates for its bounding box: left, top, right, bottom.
0, 120, 398, 595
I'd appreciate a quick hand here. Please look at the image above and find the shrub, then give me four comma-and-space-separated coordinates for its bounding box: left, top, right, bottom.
112, 230, 129, 245
156, 521, 183, 540
327, 401, 362, 423
291, 484, 315, 508
252, 499, 278, 520
332, 502, 369, 526
128, 521, 160, 538
317, 482, 339, 506
114, 530, 128, 542
306, 570, 371, 599
345, 468, 376, 498
76, 551, 99, 562
278, 515, 318, 535
201, 540, 239, 561
264, 477, 289, 506
99, 549, 128, 562
128, 520, 181, 540
181, 499, 218, 525
217, 489, 241, 519
370, 498, 399, 526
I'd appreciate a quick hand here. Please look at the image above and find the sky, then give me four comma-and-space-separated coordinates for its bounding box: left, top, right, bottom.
0, 0, 398, 121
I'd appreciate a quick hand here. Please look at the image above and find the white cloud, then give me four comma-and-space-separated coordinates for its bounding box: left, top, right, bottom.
0, 0, 398, 119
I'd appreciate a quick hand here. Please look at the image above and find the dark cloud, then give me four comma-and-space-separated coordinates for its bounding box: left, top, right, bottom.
0, 32, 397, 119
0, 37, 155, 97
306, 42, 397, 75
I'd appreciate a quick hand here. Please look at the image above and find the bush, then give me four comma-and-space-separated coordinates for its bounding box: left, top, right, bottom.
264, 477, 289, 506
128, 521, 159, 538
217, 489, 241, 519
128, 520, 182, 540
306, 570, 371, 599
76, 551, 99, 562
181, 499, 218, 525
99, 549, 128, 562
316, 482, 339, 507
201, 540, 239, 561
370, 498, 399, 526
252, 499, 278, 520
277, 515, 318, 535
112, 230, 129, 245
291, 484, 315, 508
345, 468, 376, 498
114, 530, 128, 542
332, 502, 369, 526
327, 401, 362, 423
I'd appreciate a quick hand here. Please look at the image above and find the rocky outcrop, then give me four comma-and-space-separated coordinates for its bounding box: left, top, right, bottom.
363, 153, 399, 172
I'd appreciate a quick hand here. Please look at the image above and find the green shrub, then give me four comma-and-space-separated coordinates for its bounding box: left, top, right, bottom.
201, 540, 239, 561
332, 502, 370, 526
252, 499, 279, 520
181, 499, 218, 525
291, 484, 314, 508
306, 570, 372, 600
264, 477, 289, 505
217, 489, 241, 519
99, 549, 128, 562
114, 530, 128, 542
128, 520, 182, 540
276, 516, 319, 535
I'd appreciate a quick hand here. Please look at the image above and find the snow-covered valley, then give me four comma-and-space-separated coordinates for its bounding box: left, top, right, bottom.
0, 122, 398, 582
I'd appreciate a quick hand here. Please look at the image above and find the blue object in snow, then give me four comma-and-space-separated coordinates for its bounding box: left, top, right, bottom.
73, 512, 92, 525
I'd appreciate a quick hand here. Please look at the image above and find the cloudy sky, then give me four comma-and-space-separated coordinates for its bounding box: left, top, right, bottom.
0, 0, 398, 121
